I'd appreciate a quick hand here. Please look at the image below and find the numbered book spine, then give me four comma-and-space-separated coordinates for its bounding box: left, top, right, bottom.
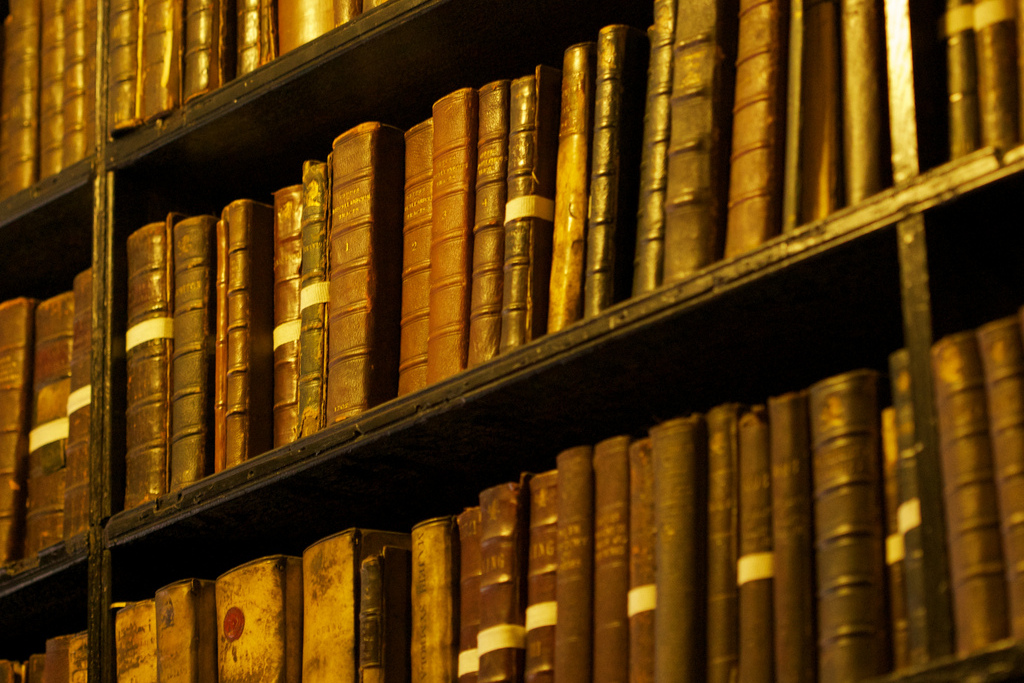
183, 0, 234, 102
706, 404, 739, 683
273, 185, 303, 447
64, 269, 92, 540
593, 436, 630, 683
116, 600, 157, 682
411, 517, 458, 683
140, 0, 183, 120
0, 298, 35, 564
458, 507, 482, 683
155, 578, 218, 683
525, 470, 557, 683
297, 160, 330, 437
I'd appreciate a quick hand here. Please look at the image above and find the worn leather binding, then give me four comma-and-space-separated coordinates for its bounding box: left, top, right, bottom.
44, 633, 72, 682
62, 0, 96, 165
525, 470, 557, 683
297, 160, 330, 437
584, 26, 647, 318
767, 391, 816, 683
328, 123, 404, 423
217, 555, 302, 683
141, 0, 183, 120
0, 661, 17, 683
170, 216, 217, 490
0, 299, 35, 565
428, 89, 478, 384
478, 477, 530, 683
706, 404, 740, 683
548, 43, 595, 334
457, 507, 481, 683
881, 406, 910, 668
945, 0, 979, 158
278, 0, 348, 54
593, 437, 630, 683
236, 0, 276, 76
809, 370, 889, 681
155, 578, 218, 683
499, 68, 560, 353
108, 0, 141, 133
975, 2, 1018, 150
38, 0, 66, 179
398, 120, 433, 396
68, 631, 88, 681
214, 218, 228, 471
0, 0, 41, 198
64, 270, 91, 541
411, 517, 459, 683
116, 600, 158, 682
25, 654, 46, 683
359, 545, 411, 683
628, 438, 655, 683
554, 446, 593, 683
273, 186, 303, 447
183, 0, 235, 102
467, 80, 510, 368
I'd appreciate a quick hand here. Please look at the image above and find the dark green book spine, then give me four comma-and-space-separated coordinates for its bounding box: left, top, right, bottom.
298, 160, 330, 437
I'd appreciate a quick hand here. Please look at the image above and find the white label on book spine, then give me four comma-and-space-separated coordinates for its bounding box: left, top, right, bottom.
525, 601, 557, 632
29, 417, 70, 453
273, 320, 301, 350
737, 552, 774, 585
457, 649, 479, 677
974, 0, 1015, 30
300, 282, 330, 311
476, 624, 526, 654
627, 584, 656, 617
66, 385, 92, 416
886, 533, 906, 565
504, 195, 555, 224
125, 317, 174, 351
898, 498, 922, 535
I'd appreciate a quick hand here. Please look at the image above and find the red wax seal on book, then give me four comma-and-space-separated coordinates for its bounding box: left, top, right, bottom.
224, 606, 244, 641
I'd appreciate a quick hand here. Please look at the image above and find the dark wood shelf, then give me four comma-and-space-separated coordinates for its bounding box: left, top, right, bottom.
869, 641, 1024, 683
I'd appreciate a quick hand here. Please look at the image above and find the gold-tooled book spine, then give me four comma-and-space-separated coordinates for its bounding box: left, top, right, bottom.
706, 404, 740, 683
183, 0, 235, 102
975, 0, 1019, 150
214, 217, 228, 471
946, 0, 980, 157
593, 436, 630, 683
525, 470, 557, 683
467, 80, 510, 368
108, 0, 141, 133
457, 507, 481, 683
554, 446, 594, 683
68, 631, 87, 682
116, 600, 158, 683
628, 438, 655, 683
272, 185, 303, 447
64, 269, 91, 541
44, 633, 71, 683
25, 653, 46, 683
277, 0, 334, 54
882, 406, 910, 668
155, 578, 218, 683
38, 0, 66, 179
62, 0, 96, 165
0, 0, 41, 198
548, 42, 595, 334
297, 160, 330, 437
140, 0, 183, 120
411, 517, 459, 683
0, 298, 35, 565
235, 0, 276, 76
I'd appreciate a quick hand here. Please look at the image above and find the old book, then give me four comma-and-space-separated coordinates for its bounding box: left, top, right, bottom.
398, 119, 433, 396
881, 406, 910, 668
457, 507, 481, 683
525, 469, 557, 683
411, 517, 458, 683
663, 0, 739, 281
236, 0, 276, 76
327, 123, 404, 423
155, 578, 217, 683
362, 0, 386, 9
45, 633, 72, 682
297, 160, 330, 437
278, 0, 356, 54
583, 25, 647, 318
217, 555, 302, 683
214, 218, 228, 471
467, 79, 510, 368
116, 600, 158, 682
650, 415, 707, 683
140, 0, 183, 120
0, 298, 35, 565
64, 269, 92, 541
107, 0, 141, 132
183, 0, 234, 103
548, 42, 595, 333
478, 477, 530, 683
767, 391, 815, 683
170, 216, 217, 490
0, 661, 19, 683
706, 404, 739, 683
554, 446, 593, 683
945, 0, 980, 158
809, 369, 889, 681
932, 332, 1009, 654
974, 0, 1018, 150
627, 438, 655, 683
302, 528, 411, 683
25, 654, 45, 683
38, 0, 66, 179
0, 0, 41, 198
593, 436, 629, 683
222, 200, 275, 468
272, 185, 303, 447
68, 631, 87, 682
63, 0, 97, 165
126, 218, 175, 508
25, 291, 73, 555
359, 546, 412, 683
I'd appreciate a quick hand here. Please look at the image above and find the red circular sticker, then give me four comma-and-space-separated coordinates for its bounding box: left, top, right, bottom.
223, 606, 245, 641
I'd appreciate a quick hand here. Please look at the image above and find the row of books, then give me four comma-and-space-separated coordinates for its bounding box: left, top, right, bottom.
0, 632, 88, 683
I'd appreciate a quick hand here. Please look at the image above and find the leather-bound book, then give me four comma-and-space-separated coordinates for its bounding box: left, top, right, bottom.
974, 0, 1018, 150
359, 546, 412, 683
650, 415, 707, 683
272, 185, 303, 447
297, 160, 330, 437
809, 370, 889, 681
155, 578, 218, 683
398, 119, 433, 396
478, 477, 530, 683
737, 406, 773, 683
217, 555, 302, 683
663, 0, 738, 282
548, 42, 595, 334
767, 391, 815, 683
932, 332, 1009, 654
126, 219, 175, 509
236, 0, 276, 76
428, 88, 478, 384
278, 0, 357, 55
0, 0, 41, 198
214, 218, 228, 471
0, 298, 35, 565
25, 654, 46, 683
68, 631, 87, 682
555, 446, 593, 683
945, 0, 979, 158
38, 0, 66, 179
628, 438, 655, 683
64, 269, 92, 541
183, 0, 234, 103
0, 661, 18, 683
44, 634, 72, 683
411, 517, 458, 683
881, 406, 909, 668
706, 404, 739, 683
108, 0, 141, 133
457, 507, 481, 683
328, 123, 404, 423
25, 291, 73, 555
583, 25, 647, 317
62, 0, 96, 165
499, 67, 560, 353
525, 470, 557, 683
302, 528, 411, 683
593, 437, 630, 683
140, 0, 183, 120
116, 600, 158, 682
170, 216, 217, 490
467, 79, 510, 368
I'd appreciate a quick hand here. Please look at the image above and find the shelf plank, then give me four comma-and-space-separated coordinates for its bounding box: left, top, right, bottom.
869, 641, 1024, 683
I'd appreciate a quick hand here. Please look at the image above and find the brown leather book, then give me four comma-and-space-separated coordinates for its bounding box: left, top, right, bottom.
116, 600, 158, 682
525, 470, 557, 683
945, 0, 980, 158
706, 404, 739, 683
327, 123, 404, 423
68, 631, 87, 682
278, 0, 355, 55
359, 546, 412, 683
222, 199, 275, 468
809, 369, 889, 681
64, 269, 92, 541
478, 477, 529, 683
428, 88, 478, 384
140, 0, 183, 120
881, 406, 909, 668
398, 119, 433, 396
548, 42, 595, 334
108, 0, 141, 133
183, 0, 234, 102
45, 633, 73, 682
0, 0, 41, 198
0, 298, 35, 565
214, 217, 228, 471
974, 0, 1019, 150
236, 0, 276, 76
628, 438, 655, 683
737, 406, 773, 683
62, 0, 96, 167
273, 185, 303, 447
0, 661, 18, 683
297, 160, 330, 437
25, 291, 73, 556
411, 516, 458, 683
593, 436, 629, 683
170, 216, 217, 490
554, 445, 593, 683
38, 0, 66, 179
25, 654, 45, 683
457, 507, 481, 683
467, 79, 510, 368
155, 578, 218, 683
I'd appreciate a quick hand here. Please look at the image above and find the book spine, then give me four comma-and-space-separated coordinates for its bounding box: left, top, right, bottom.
412, 517, 458, 683
809, 369, 889, 681
360, 554, 384, 683
706, 404, 739, 683
0, 299, 34, 564
882, 406, 910, 668
64, 269, 91, 541
298, 160, 330, 437
25, 654, 46, 683
68, 631, 88, 681
0, 3, 41, 198
140, 0, 183, 120
428, 88, 478, 384
155, 578, 218, 683
115, 600, 157, 682
554, 446, 593, 683
183, 0, 234, 102
548, 42, 595, 334
457, 507, 481, 683
525, 470, 557, 683
467, 79, 510, 368
170, 216, 217, 490
277, 0, 334, 54
499, 67, 560, 353
974, 0, 1018, 150
62, 0, 96, 166
108, 0, 140, 133
362, 546, 411, 683
273, 185, 303, 447
398, 119, 433, 397
302, 529, 360, 683
327, 123, 404, 423
945, 0, 980, 158
45, 633, 72, 683
593, 436, 630, 683
214, 217, 228, 472
333, 0, 360, 24
627, 438, 655, 683
39, 0, 66, 179
236, 0, 276, 76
